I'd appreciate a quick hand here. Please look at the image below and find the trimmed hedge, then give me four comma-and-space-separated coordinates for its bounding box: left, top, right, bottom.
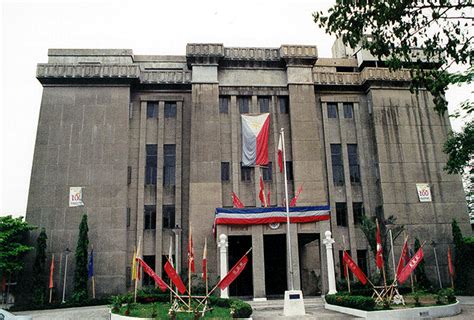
325, 293, 376, 311
230, 299, 252, 318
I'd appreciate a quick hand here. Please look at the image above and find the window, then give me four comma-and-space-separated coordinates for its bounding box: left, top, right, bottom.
145, 144, 157, 185
348, 144, 360, 184
147, 102, 158, 118
353, 202, 364, 225
327, 103, 338, 118
279, 96, 289, 114
163, 145, 176, 187
357, 250, 368, 275
339, 250, 351, 280
144, 205, 156, 229
142, 255, 155, 286
331, 144, 344, 186
336, 202, 348, 226
219, 96, 229, 114
241, 165, 252, 182
238, 96, 249, 114
221, 162, 230, 181
127, 166, 132, 185
286, 161, 294, 180
164, 102, 177, 118
343, 103, 353, 119
259, 97, 270, 113
162, 205, 175, 229
262, 162, 272, 181
126, 207, 131, 227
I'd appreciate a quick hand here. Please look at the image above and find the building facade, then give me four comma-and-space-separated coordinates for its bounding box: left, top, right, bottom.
23, 43, 470, 299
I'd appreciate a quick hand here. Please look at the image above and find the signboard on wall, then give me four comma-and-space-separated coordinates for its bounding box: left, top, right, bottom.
416, 183, 432, 202
69, 187, 84, 207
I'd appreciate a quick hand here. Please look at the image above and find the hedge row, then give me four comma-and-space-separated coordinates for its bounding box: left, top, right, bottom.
325, 293, 376, 311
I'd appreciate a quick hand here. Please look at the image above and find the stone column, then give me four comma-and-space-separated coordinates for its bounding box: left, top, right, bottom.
323, 230, 337, 295
218, 234, 229, 298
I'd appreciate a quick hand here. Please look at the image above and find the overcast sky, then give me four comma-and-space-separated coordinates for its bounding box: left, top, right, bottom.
1, 0, 471, 218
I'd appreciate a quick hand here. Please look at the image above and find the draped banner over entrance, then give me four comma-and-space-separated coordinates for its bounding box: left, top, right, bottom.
214, 206, 330, 225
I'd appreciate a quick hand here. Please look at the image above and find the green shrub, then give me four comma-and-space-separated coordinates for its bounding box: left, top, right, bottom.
325, 294, 376, 311
413, 292, 422, 307
436, 288, 457, 305
230, 299, 252, 318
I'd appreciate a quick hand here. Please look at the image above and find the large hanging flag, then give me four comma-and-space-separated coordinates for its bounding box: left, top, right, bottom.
396, 238, 409, 278
448, 247, 454, 277
232, 192, 245, 208
277, 134, 283, 173
289, 185, 303, 207
136, 257, 167, 291
188, 228, 195, 273
376, 219, 383, 270
164, 260, 186, 294
259, 176, 267, 207
343, 251, 367, 285
49, 254, 55, 289
88, 249, 94, 279
202, 238, 208, 281
218, 250, 250, 290
397, 247, 424, 285
241, 113, 270, 166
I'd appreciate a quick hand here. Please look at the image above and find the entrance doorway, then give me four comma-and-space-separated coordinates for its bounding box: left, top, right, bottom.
298, 233, 321, 296
228, 235, 253, 297
264, 234, 287, 297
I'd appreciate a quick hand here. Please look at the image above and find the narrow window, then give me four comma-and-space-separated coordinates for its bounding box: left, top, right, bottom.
241, 164, 252, 182
145, 144, 157, 185
353, 202, 364, 225
336, 202, 348, 227
127, 166, 132, 185
343, 102, 353, 119
221, 162, 230, 182
126, 207, 131, 227
219, 96, 229, 114
348, 144, 360, 184
164, 102, 177, 118
238, 96, 250, 114
331, 144, 344, 186
259, 96, 270, 113
163, 144, 176, 187
262, 162, 272, 181
357, 250, 368, 275
327, 103, 338, 118
162, 205, 175, 229
147, 102, 158, 118
142, 255, 156, 286
144, 205, 156, 230
286, 161, 294, 181
279, 96, 289, 114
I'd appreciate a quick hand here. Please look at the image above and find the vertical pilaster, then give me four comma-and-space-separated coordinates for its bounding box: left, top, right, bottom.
155, 101, 165, 276
251, 225, 266, 299
136, 101, 147, 287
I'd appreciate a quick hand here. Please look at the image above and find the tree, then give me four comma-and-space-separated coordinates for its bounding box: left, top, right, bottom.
32, 228, 47, 305
0, 216, 35, 278
414, 237, 432, 290
314, 1, 473, 174
72, 214, 89, 302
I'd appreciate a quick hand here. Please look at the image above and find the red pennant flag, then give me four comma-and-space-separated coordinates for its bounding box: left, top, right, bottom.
448, 247, 454, 277
396, 239, 409, 278
202, 238, 208, 281
49, 254, 55, 289
188, 228, 195, 273
232, 192, 245, 208
136, 257, 167, 291
277, 134, 283, 173
259, 176, 267, 207
375, 220, 383, 270
218, 253, 249, 290
164, 261, 186, 294
397, 247, 424, 285
289, 185, 303, 207
343, 251, 368, 285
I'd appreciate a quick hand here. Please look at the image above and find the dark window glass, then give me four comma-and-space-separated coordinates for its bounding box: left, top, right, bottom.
144, 205, 156, 229
262, 162, 272, 181
147, 102, 158, 118
327, 103, 338, 118
142, 255, 155, 286
241, 164, 252, 182
162, 205, 175, 229
339, 250, 351, 280
221, 162, 230, 181
126, 208, 131, 227
286, 161, 294, 180
279, 96, 289, 114
357, 250, 368, 275
353, 202, 364, 225
343, 103, 353, 118
348, 144, 360, 184
164, 102, 177, 118
259, 97, 270, 113
331, 144, 344, 186
238, 96, 250, 114
336, 202, 348, 227
163, 144, 176, 187
145, 144, 157, 185
219, 96, 229, 114
127, 166, 132, 185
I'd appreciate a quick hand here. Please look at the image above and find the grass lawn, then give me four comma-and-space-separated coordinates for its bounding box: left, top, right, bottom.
116, 302, 233, 319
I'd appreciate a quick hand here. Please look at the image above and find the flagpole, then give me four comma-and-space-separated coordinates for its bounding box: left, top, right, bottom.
91, 245, 95, 299
376, 219, 387, 291
205, 238, 208, 298
281, 128, 294, 291
342, 235, 350, 293
188, 227, 192, 311
49, 253, 54, 304
389, 230, 397, 283
404, 231, 414, 293
134, 237, 141, 303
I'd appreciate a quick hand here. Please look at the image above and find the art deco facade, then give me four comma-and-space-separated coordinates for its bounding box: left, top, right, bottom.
23, 43, 470, 299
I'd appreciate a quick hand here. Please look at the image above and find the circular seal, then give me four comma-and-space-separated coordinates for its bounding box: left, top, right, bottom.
269, 222, 280, 230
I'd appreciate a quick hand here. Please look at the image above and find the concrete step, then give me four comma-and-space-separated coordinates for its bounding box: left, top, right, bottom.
249, 298, 324, 311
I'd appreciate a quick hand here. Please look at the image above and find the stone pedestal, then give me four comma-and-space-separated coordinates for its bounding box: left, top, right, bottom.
323, 230, 337, 295
283, 290, 305, 316
218, 234, 229, 299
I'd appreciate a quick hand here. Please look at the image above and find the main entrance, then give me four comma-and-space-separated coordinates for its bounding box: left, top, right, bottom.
264, 234, 287, 297
228, 235, 253, 297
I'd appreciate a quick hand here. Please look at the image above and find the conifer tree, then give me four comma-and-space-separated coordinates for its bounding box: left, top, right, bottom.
72, 214, 89, 302
32, 228, 47, 305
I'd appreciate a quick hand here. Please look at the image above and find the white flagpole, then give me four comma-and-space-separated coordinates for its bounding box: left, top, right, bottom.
281, 128, 294, 291
389, 229, 397, 281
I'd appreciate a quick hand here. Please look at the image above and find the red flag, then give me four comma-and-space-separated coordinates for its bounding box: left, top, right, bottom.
188, 228, 195, 273
277, 134, 283, 173
342, 254, 348, 279
218, 253, 249, 290
202, 238, 208, 281
232, 192, 245, 208
376, 220, 383, 270
136, 257, 167, 291
259, 176, 267, 207
289, 185, 303, 207
49, 254, 55, 289
164, 260, 186, 294
397, 247, 424, 285
448, 247, 454, 277
396, 239, 409, 278
343, 251, 368, 285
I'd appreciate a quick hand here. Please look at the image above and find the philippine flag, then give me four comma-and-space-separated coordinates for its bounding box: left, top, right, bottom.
241, 113, 270, 166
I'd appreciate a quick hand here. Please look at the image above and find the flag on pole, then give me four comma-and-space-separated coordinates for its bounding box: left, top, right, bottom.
289, 185, 303, 207
49, 254, 55, 289
188, 228, 195, 273
232, 192, 245, 208
164, 260, 186, 294
259, 176, 267, 207
397, 247, 424, 285
132, 247, 137, 281
342, 253, 348, 279
202, 238, 208, 281
396, 238, 409, 278
241, 113, 270, 166
136, 257, 168, 291
343, 251, 368, 285
169, 236, 173, 267
448, 247, 454, 277
277, 134, 283, 173
88, 249, 94, 279
376, 219, 384, 270
218, 252, 250, 290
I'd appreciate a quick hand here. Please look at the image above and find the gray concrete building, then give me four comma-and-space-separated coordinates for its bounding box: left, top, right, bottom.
22, 42, 470, 300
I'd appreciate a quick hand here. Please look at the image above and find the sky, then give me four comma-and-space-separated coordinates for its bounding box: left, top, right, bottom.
0, 0, 471, 217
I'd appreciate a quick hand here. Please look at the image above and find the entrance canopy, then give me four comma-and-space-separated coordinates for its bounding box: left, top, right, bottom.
214, 206, 330, 225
